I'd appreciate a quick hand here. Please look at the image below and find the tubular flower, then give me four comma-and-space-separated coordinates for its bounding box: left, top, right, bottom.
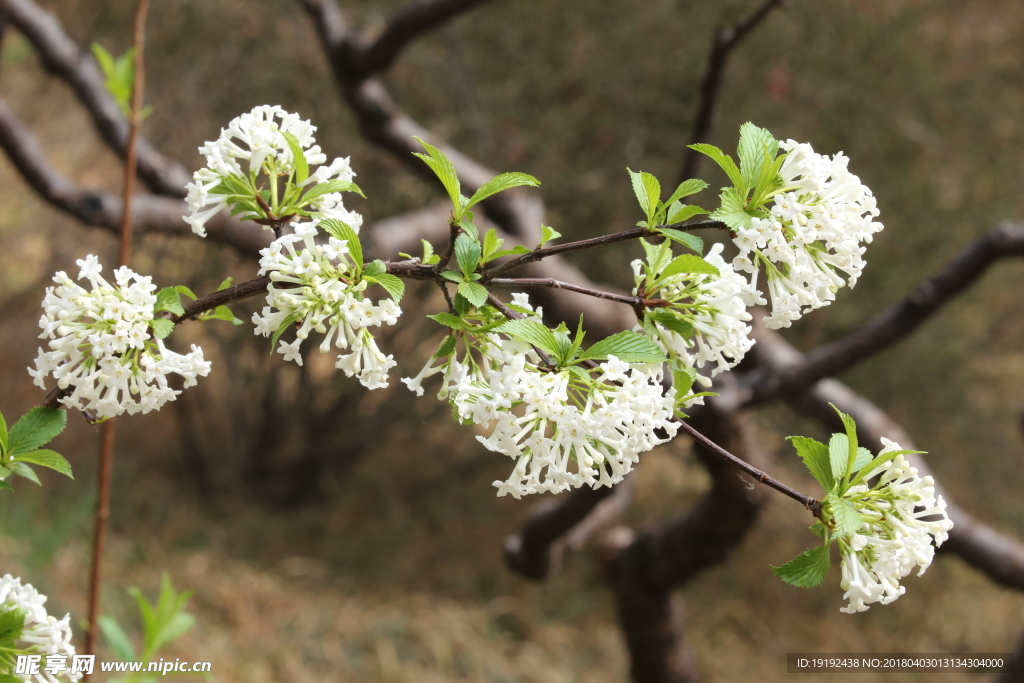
837, 441, 954, 613
732, 139, 883, 329
254, 222, 400, 389
1, 574, 82, 683
28, 256, 210, 419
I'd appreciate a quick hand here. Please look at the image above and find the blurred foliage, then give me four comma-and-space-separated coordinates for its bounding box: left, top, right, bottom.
1, 0, 1023, 680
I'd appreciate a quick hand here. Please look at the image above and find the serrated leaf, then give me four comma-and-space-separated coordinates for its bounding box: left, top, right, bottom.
539, 225, 562, 246
568, 315, 586, 362
12, 449, 72, 479
672, 363, 697, 395
491, 245, 532, 258
849, 449, 925, 487
10, 462, 39, 485
319, 219, 362, 269
457, 282, 488, 308
420, 239, 437, 265
433, 333, 458, 359
648, 310, 693, 339
481, 229, 503, 262
154, 287, 185, 316
457, 220, 479, 240
413, 137, 462, 213
299, 179, 365, 204
639, 237, 673, 276
455, 234, 482, 278
656, 228, 704, 254
176, 285, 198, 300
688, 143, 744, 189
367, 273, 405, 303
453, 292, 472, 316
771, 545, 830, 588
828, 433, 850, 481
150, 318, 174, 340
427, 313, 467, 330
0, 410, 8, 454
828, 493, 864, 537
440, 270, 465, 283
710, 186, 752, 229
98, 615, 136, 662
496, 319, 560, 355
362, 260, 387, 278
737, 122, 778, 189
808, 521, 828, 539
0, 607, 26, 644
628, 169, 661, 224
664, 202, 710, 225
281, 131, 309, 183
659, 254, 720, 279
851, 447, 873, 473
216, 278, 233, 292
466, 172, 540, 209
8, 407, 66, 455
831, 404, 859, 479
788, 436, 833, 491
200, 305, 243, 325
664, 178, 709, 206
579, 331, 667, 363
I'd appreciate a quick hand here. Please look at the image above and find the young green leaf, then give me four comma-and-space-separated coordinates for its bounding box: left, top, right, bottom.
0, 607, 26, 645
828, 433, 850, 481
216, 278, 234, 292
367, 273, 405, 303
827, 493, 864, 537
646, 310, 693, 339
412, 137, 462, 214
664, 178, 709, 207
440, 270, 465, 283
362, 260, 387, 278
466, 172, 540, 209
457, 220, 479, 240
319, 219, 362, 269
154, 288, 185, 316
175, 285, 198, 300
481, 229, 503, 262
688, 143, 744, 189
628, 169, 661, 225
849, 449, 925, 487
659, 253, 720, 279
98, 616, 136, 662
850, 446, 873, 473
10, 462, 40, 486
490, 245, 532, 259
771, 545, 830, 588
299, 179, 365, 204
454, 233, 482, 278
12, 450, 72, 479
671, 363, 697, 396
664, 202, 709, 225
8, 407, 66, 455
150, 318, 175, 340
421, 239, 440, 265
200, 305, 244, 325
709, 186, 752, 230
496, 319, 560, 356
457, 281, 489, 307
539, 225, 562, 246
737, 122, 778, 189
268, 313, 298, 356
579, 331, 666, 363
788, 436, 833, 491
281, 131, 309, 184
655, 228, 704, 254
427, 313, 467, 330
0, 410, 8, 455
433, 333, 458, 359
453, 292, 472, 316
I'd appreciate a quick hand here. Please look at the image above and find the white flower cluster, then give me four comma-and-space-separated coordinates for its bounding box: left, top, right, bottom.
254, 223, 400, 389
28, 256, 210, 420
732, 139, 883, 329
1, 574, 81, 683
634, 242, 754, 385
184, 105, 361, 237
402, 298, 681, 498
838, 441, 954, 613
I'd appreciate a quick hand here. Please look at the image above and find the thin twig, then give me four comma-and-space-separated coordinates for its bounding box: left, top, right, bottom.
488, 277, 669, 314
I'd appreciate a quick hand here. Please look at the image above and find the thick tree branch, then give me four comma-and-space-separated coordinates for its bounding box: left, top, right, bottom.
0, 0, 191, 196
349, 0, 495, 77
679, 0, 786, 182
748, 222, 1024, 404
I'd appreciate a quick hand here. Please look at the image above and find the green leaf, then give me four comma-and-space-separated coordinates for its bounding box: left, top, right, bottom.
496, 319, 560, 355
154, 287, 185, 316
12, 450, 72, 479
490, 245, 532, 258
281, 131, 309, 183
299, 179, 365, 204
851, 447, 873, 473
200, 305, 244, 325
176, 285, 198, 300
827, 493, 864, 537
216, 278, 233, 292
672, 363, 697, 396
0, 479, 12, 492
150, 318, 175, 340
453, 292, 472, 316
8, 407, 66, 455
568, 315, 586, 362
664, 202, 709, 225
413, 137, 462, 214
639, 237, 673, 276
849, 449, 925, 487
647, 310, 693, 339
268, 313, 298, 356
457, 220, 479, 240
579, 331, 667, 363
420, 239, 440, 265
455, 234, 482, 278
771, 545, 830, 588
539, 225, 562, 246
0, 607, 26, 644
10, 462, 40, 486
688, 143, 744, 189
98, 615, 136, 661
367, 273, 405, 303
152, 611, 195, 653
656, 228, 704, 254
737, 122, 778, 189
427, 313, 467, 330
466, 172, 540, 209
481, 229, 503, 262
456, 282, 489, 308
440, 270, 465, 283
0, 410, 8, 455
127, 587, 158, 653
788, 436, 833, 491
808, 520, 828, 539
319, 219, 362, 270
664, 178, 709, 207
659, 254, 720, 279
433, 333, 458, 359
832, 404, 859, 479
709, 186, 752, 229
828, 433, 850, 481
628, 169, 661, 224
91, 44, 133, 116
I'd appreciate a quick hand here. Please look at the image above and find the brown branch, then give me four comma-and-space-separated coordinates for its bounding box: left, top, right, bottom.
0, 0, 191, 196
349, 0, 495, 77
488, 277, 661, 310
748, 222, 1024, 404
679, 0, 786, 182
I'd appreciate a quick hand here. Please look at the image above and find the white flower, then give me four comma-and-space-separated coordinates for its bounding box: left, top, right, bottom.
837, 442, 953, 613
731, 139, 883, 329
0, 574, 82, 682
28, 256, 210, 419
254, 222, 400, 389
183, 105, 361, 237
